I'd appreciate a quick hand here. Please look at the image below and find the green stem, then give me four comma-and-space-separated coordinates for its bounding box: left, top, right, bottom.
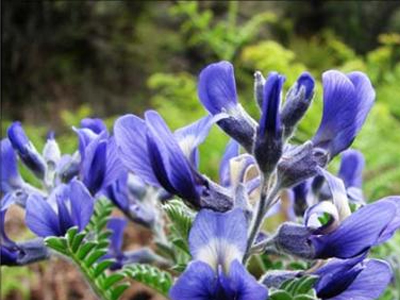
244, 180, 280, 264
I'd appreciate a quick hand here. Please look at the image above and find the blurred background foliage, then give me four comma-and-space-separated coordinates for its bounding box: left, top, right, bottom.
2, 1, 400, 299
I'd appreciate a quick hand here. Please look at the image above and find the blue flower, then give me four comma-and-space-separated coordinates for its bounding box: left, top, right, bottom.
104, 217, 167, 270
198, 61, 257, 153
274, 195, 400, 259
169, 208, 268, 300
219, 140, 240, 187
281, 72, 315, 137
80, 117, 107, 134
74, 122, 124, 195
25, 180, 94, 237
338, 149, 365, 203
314, 255, 392, 300
312, 71, 375, 158
310, 196, 400, 258
7, 122, 46, 179
105, 172, 156, 228
1, 138, 23, 194
1, 200, 49, 266
114, 111, 215, 207
254, 72, 285, 175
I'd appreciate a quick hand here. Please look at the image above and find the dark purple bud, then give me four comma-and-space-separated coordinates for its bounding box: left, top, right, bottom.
254, 72, 285, 175
277, 141, 328, 189
200, 179, 233, 212
7, 122, 46, 179
272, 222, 315, 259
281, 72, 315, 138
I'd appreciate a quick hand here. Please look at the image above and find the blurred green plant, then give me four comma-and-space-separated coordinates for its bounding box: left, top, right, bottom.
170, 1, 276, 61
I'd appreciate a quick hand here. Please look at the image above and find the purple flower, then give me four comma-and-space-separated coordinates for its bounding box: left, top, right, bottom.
74, 123, 124, 195
80, 117, 107, 134
311, 196, 400, 258
198, 61, 257, 153
312, 71, 375, 158
114, 111, 214, 207
1, 138, 23, 194
314, 255, 392, 300
219, 140, 240, 187
281, 72, 315, 138
25, 180, 94, 237
169, 208, 268, 300
254, 72, 284, 175
105, 172, 156, 228
338, 149, 365, 203
274, 196, 400, 259
1, 200, 49, 266
7, 122, 46, 179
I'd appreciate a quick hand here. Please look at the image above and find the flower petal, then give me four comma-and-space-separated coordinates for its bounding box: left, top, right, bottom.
80, 118, 107, 134
219, 140, 240, 187
107, 217, 127, 256
1, 138, 23, 193
189, 208, 247, 270
145, 110, 200, 201
313, 71, 374, 157
174, 115, 224, 166
169, 260, 216, 300
114, 114, 159, 186
311, 200, 396, 258
26, 194, 61, 237
227, 260, 268, 300
198, 61, 238, 115
326, 259, 392, 300
338, 149, 364, 188
69, 180, 94, 231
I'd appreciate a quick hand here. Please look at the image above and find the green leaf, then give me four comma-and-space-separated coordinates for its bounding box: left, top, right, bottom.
293, 296, 315, 300
70, 232, 86, 253
110, 283, 130, 300
293, 276, 318, 295
163, 199, 194, 240
124, 264, 173, 297
93, 260, 115, 278
102, 273, 125, 290
85, 249, 108, 268
66, 226, 79, 244
44, 237, 68, 254
269, 290, 293, 300
77, 241, 98, 260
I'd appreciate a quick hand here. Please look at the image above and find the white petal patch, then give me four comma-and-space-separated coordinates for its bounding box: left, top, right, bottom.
195, 238, 243, 273
178, 135, 196, 159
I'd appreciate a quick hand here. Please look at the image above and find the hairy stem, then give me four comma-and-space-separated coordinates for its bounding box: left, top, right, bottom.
244, 176, 280, 264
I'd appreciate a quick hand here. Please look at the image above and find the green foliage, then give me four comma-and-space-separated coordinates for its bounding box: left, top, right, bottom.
162, 199, 195, 270
44, 199, 129, 300
269, 275, 319, 300
124, 264, 173, 297
0, 266, 36, 299
241, 41, 306, 84
171, 2, 276, 61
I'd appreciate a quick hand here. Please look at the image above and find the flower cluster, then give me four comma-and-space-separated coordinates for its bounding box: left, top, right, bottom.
1, 61, 399, 300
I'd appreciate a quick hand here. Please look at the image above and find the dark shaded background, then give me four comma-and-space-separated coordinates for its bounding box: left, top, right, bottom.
3, 1, 400, 124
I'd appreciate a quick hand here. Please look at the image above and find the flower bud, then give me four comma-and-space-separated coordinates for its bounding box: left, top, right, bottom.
281, 72, 315, 138
254, 72, 285, 175
7, 122, 46, 179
